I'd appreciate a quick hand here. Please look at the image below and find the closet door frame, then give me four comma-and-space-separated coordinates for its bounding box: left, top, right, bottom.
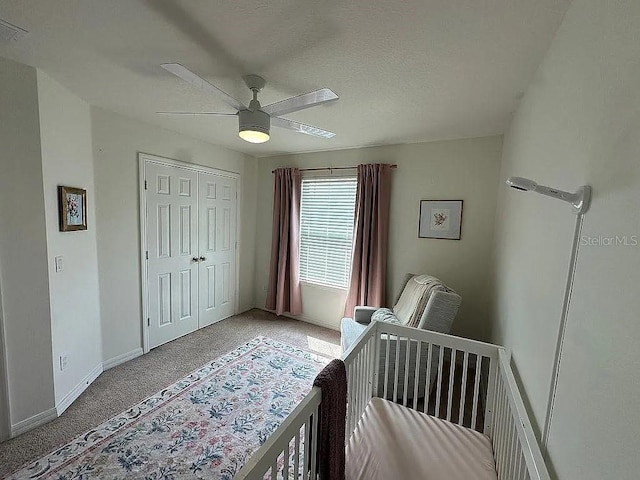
138, 153, 241, 354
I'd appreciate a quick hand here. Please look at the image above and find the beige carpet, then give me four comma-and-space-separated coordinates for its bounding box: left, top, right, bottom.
0, 309, 341, 478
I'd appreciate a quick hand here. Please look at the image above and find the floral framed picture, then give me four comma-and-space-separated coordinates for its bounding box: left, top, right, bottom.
58, 186, 87, 232
418, 200, 463, 240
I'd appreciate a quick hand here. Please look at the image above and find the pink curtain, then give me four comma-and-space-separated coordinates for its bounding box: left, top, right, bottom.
344, 163, 392, 316
266, 168, 303, 316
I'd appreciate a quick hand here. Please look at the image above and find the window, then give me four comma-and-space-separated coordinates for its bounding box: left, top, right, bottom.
299, 177, 357, 289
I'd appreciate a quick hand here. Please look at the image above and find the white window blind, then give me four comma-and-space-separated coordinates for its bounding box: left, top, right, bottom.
299, 177, 357, 289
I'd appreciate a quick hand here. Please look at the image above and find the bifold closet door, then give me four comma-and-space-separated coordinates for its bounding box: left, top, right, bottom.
198, 172, 237, 327
146, 162, 199, 349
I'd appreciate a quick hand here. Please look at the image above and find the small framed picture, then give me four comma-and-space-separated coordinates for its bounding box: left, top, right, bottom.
58, 186, 87, 232
418, 200, 463, 240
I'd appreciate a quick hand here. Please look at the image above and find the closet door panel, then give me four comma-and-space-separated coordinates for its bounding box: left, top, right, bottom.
198, 172, 237, 327
146, 163, 199, 348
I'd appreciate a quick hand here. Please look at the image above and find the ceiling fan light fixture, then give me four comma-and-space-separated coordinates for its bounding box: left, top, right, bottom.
160, 64, 337, 141
239, 129, 270, 143
238, 109, 270, 143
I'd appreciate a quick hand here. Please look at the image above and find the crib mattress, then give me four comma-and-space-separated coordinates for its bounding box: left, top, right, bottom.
345, 397, 498, 480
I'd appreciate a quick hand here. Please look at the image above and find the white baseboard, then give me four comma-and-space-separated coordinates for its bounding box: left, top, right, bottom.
56, 363, 103, 416
102, 347, 143, 370
10, 348, 142, 439
11, 407, 57, 438
294, 314, 340, 332
258, 308, 340, 332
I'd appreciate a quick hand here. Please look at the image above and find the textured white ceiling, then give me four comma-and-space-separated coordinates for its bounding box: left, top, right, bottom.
0, 0, 570, 157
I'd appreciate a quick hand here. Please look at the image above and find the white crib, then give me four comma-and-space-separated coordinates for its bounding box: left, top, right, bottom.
236, 321, 550, 480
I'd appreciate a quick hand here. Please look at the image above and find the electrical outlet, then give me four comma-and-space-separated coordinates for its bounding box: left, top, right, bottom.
59, 353, 69, 371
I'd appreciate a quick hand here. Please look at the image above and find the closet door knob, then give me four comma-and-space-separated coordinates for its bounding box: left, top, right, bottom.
199, 256, 206, 262
192, 257, 199, 262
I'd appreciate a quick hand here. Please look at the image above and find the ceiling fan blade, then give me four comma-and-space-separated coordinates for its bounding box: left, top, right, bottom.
156, 111, 237, 117
160, 63, 246, 111
271, 117, 336, 139
262, 88, 338, 117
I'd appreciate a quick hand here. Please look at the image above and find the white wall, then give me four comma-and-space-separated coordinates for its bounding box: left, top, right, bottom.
91, 107, 257, 363
255, 136, 502, 339
0, 57, 56, 426
491, 1, 640, 478
37, 71, 103, 412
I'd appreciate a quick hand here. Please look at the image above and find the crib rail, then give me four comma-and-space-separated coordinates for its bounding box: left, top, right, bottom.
235, 387, 321, 480
342, 323, 378, 437
347, 321, 500, 434
491, 349, 550, 480
344, 321, 550, 480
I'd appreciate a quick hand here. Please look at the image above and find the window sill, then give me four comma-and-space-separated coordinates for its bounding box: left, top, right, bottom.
300, 280, 348, 294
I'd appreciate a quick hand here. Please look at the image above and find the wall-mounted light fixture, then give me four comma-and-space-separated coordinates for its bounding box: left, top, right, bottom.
506, 177, 591, 214
506, 176, 592, 451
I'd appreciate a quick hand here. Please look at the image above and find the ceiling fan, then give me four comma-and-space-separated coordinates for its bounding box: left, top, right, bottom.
158, 63, 339, 144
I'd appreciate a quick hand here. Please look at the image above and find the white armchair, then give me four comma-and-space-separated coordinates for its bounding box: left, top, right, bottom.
341, 273, 462, 400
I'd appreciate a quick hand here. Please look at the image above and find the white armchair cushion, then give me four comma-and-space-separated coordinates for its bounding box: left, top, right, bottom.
418, 290, 462, 333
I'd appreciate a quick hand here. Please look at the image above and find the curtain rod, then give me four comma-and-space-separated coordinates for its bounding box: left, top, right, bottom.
272, 164, 397, 173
